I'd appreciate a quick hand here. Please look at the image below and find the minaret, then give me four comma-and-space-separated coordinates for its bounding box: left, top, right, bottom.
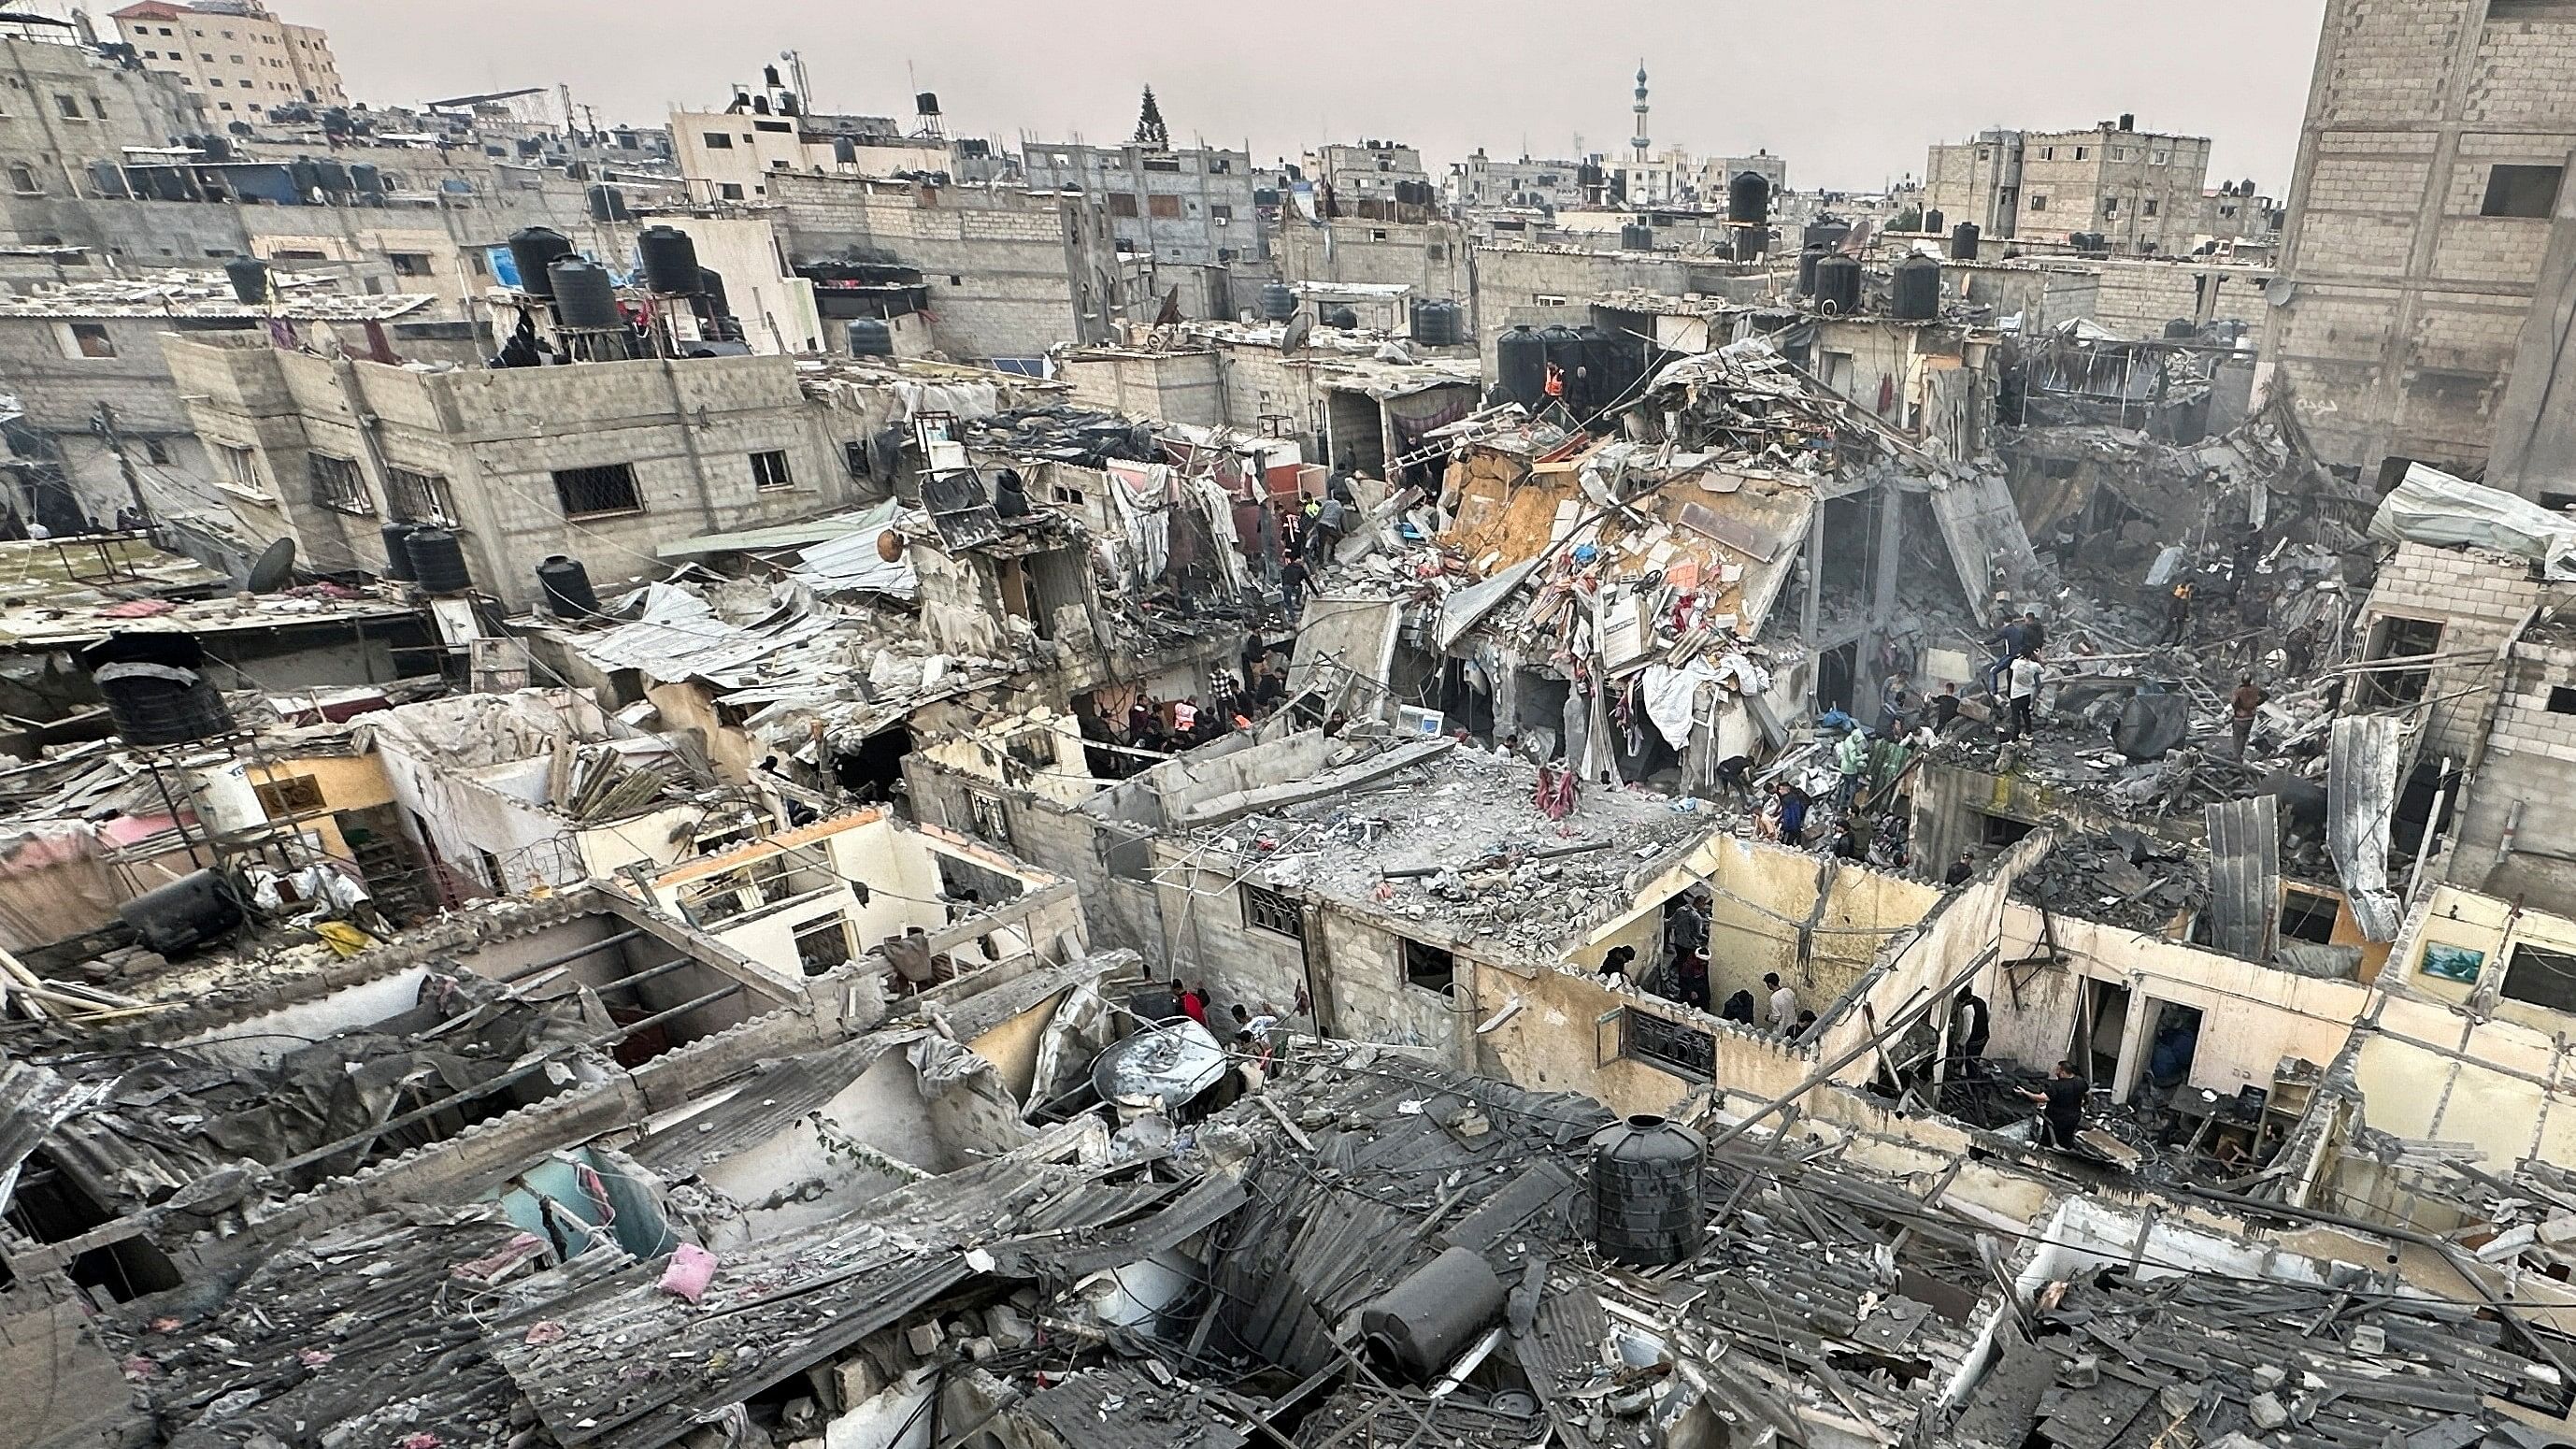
1631, 63, 1651, 164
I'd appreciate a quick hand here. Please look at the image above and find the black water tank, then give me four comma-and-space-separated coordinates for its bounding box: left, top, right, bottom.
1496, 325, 1547, 408
549, 257, 621, 330
537, 555, 598, 619
587, 183, 631, 222
1796, 244, 1826, 297
1358, 1246, 1506, 1385
288, 157, 322, 194
1258, 280, 1296, 322
1323, 305, 1359, 330
848, 317, 895, 356
1813, 253, 1863, 315
1538, 323, 1587, 409
1590, 1114, 1706, 1267
379, 521, 417, 581
1949, 222, 1982, 262
833, 136, 858, 165
311, 158, 351, 194
1924, 208, 1945, 234
1728, 170, 1770, 226
350, 161, 381, 194
80, 633, 233, 746
407, 527, 472, 595
222, 254, 268, 306
1620, 222, 1654, 251
1804, 219, 1851, 251
1411, 299, 1460, 347
509, 226, 574, 297
696, 266, 731, 318
2163, 317, 2199, 339
1891, 253, 1941, 321
637, 225, 700, 294
117, 868, 242, 958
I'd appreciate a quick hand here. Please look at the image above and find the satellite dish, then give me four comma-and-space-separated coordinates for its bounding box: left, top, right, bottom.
1281, 311, 1312, 354
245, 536, 296, 594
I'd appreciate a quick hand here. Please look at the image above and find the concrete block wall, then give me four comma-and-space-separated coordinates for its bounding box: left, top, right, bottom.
2453, 642, 2576, 886
2264, 0, 2576, 476
2361, 541, 2548, 759
772, 175, 1107, 362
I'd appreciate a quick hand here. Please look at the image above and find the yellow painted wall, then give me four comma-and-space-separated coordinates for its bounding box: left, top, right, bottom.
249, 753, 395, 864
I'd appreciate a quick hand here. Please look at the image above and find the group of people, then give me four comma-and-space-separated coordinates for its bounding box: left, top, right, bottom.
1273, 475, 1360, 625
1078, 651, 1295, 779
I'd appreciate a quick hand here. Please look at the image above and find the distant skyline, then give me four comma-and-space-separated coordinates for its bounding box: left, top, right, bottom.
268, 1, 2326, 194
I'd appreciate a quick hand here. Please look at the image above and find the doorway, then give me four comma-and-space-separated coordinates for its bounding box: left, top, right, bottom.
2076, 979, 2130, 1085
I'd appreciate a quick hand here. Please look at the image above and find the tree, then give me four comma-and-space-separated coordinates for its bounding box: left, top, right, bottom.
1892, 205, 1923, 233
1134, 86, 1170, 149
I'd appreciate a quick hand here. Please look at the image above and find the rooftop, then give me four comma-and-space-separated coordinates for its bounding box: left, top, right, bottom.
0, 272, 434, 323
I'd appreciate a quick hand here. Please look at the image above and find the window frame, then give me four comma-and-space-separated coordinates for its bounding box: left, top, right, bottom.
305, 452, 373, 516
64, 322, 116, 358
1402, 937, 1456, 996
1240, 882, 1304, 940
551, 462, 643, 519
749, 450, 794, 491
2483, 165, 2566, 219
2501, 943, 2576, 1014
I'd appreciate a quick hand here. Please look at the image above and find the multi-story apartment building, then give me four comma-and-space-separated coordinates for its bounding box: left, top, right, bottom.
1925, 118, 2214, 254
1019, 140, 1260, 266
107, 0, 344, 118
2262, 0, 2576, 486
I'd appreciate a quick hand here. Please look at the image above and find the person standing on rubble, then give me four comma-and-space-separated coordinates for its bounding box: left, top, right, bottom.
2006, 649, 2044, 739
2020, 1060, 2089, 1148
1834, 726, 1871, 809
1279, 552, 1317, 626
2283, 621, 2317, 677
1984, 614, 2028, 696
1771, 780, 1812, 847
2229, 672, 2268, 759
2160, 579, 2196, 645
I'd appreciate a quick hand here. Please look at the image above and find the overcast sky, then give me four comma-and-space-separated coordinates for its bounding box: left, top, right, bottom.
278, 0, 2329, 194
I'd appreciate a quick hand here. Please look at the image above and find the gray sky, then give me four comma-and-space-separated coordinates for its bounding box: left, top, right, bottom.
283, 0, 2329, 194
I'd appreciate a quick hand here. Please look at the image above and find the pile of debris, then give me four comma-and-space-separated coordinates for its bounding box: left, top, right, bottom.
2013, 831, 2208, 932
1973, 1266, 2576, 1449
1213, 745, 1712, 957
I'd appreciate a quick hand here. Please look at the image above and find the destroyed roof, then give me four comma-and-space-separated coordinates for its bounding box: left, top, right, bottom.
1214, 1044, 1996, 1439
1191, 740, 1718, 961
0, 271, 435, 322
0, 545, 417, 648
1995, 1265, 2575, 1449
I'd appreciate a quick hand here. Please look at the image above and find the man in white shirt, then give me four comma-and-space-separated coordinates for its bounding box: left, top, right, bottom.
2006, 651, 2043, 740
1764, 971, 1797, 1032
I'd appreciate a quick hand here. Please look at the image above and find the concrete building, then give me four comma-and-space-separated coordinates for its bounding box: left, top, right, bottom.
1696, 150, 1788, 200
1447, 149, 1589, 211
1018, 138, 1261, 267
2260, 0, 2576, 482
668, 72, 955, 208
0, 270, 454, 532
766, 173, 1123, 365
164, 338, 880, 605
107, 0, 344, 114
0, 28, 201, 218
1270, 213, 1468, 303
1925, 118, 2216, 254
1304, 139, 1434, 221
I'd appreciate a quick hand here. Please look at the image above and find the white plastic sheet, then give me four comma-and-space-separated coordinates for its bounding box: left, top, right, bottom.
2369, 463, 2576, 580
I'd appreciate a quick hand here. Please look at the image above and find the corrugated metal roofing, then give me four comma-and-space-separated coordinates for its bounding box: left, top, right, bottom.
2205, 793, 2282, 962
2328, 713, 2405, 941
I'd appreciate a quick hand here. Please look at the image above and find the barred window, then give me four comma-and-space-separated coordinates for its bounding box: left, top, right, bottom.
1241, 883, 1303, 940
307, 453, 372, 515
552, 463, 641, 518
384, 466, 456, 524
